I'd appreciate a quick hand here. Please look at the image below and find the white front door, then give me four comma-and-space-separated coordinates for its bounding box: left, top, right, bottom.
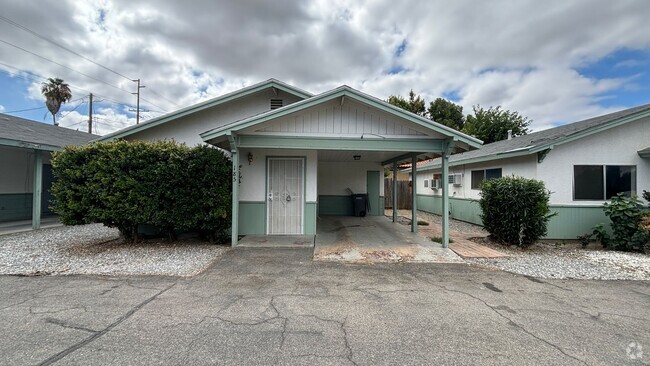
267, 158, 304, 234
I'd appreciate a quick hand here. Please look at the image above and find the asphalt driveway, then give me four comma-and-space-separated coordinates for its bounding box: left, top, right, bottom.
1, 248, 648, 365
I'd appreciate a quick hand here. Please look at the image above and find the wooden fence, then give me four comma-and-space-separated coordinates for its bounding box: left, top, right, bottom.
384, 178, 412, 210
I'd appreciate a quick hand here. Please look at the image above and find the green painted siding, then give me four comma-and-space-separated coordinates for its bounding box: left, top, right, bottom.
305, 202, 317, 235
366, 171, 380, 216
546, 206, 609, 239
239, 202, 266, 235
0, 193, 54, 222
416, 194, 610, 240
318, 195, 353, 216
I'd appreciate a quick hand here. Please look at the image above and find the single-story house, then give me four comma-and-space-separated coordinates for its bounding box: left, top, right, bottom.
405, 104, 650, 239
0, 113, 97, 228
97, 79, 483, 246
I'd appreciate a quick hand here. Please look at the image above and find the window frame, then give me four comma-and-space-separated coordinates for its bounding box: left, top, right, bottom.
573, 164, 637, 201
471, 168, 502, 190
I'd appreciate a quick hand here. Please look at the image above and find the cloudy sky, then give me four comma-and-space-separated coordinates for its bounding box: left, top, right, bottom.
1, 0, 649, 135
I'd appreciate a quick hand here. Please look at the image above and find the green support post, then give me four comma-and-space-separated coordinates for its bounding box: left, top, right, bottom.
231, 150, 239, 246
441, 145, 450, 248
32, 150, 43, 230
392, 162, 398, 222
411, 155, 417, 233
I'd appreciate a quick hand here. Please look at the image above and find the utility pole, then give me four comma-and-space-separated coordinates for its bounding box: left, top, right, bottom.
87, 93, 93, 134
132, 79, 145, 124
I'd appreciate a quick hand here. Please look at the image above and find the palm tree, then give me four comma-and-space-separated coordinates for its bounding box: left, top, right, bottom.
41, 78, 72, 126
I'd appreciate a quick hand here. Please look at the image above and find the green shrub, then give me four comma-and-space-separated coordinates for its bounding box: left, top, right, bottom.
51, 140, 231, 243
594, 193, 649, 252
479, 176, 554, 247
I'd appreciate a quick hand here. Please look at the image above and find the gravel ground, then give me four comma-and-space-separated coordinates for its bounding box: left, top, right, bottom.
393, 209, 650, 280
0, 224, 229, 277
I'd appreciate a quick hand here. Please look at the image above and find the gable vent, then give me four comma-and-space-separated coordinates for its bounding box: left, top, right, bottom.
270, 99, 283, 110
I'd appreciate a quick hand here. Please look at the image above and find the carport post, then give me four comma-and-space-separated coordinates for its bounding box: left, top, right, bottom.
392, 162, 397, 222
231, 150, 239, 246
441, 147, 450, 248
32, 150, 42, 230
411, 155, 417, 233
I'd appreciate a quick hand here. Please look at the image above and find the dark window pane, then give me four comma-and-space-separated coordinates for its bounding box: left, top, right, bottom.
605, 165, 636, 199
574, 165, 603, 200
486, 168, 502, 180
471, 170, 484, 189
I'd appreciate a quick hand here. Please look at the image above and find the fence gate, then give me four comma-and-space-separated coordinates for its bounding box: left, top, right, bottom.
384, 178, 412, 210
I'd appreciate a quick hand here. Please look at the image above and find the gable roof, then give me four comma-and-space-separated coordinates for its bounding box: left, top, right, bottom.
405, 103, 650, 172
96, 78, 313, 141
200, 85, 483, 150
0, 113, 97, 151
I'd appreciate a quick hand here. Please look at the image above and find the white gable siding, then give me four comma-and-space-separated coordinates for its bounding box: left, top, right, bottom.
125, 89, 304, 146
253, 99, 430, 137
538, 116, 650, 205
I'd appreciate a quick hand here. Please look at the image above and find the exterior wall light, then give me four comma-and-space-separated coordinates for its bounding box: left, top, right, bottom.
353, 155, 361, 160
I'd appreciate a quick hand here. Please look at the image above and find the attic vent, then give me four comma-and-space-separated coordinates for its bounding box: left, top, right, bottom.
270, 99, 283, 110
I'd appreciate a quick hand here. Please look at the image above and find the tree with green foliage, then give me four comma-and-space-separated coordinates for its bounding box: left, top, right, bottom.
428, 98, 465, 130
462, 105, 531, 143
41, 77, 72, 126
479, 176, 555, 247
387, 90, 427, 117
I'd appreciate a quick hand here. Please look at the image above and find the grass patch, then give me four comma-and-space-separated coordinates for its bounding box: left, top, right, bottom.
431, 236, 454, 243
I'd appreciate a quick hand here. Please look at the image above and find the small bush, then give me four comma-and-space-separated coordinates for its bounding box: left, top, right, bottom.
51, 141, 231, 243
479, 176, 555, 247
431, 236, 454, 244
417, 220, 429, 226
595, 193, 649, 252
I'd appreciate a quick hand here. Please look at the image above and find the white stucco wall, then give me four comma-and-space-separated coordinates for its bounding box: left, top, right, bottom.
538, 116, 650, 205
238, 148, 318, 202
415, 155, 538, 200
126, 89, 304, 146
0, 147, 51, 193
317, 162, 385, 196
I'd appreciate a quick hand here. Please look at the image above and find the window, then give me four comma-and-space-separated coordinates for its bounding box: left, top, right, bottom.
471, 168, 502, 189
424, 179, 429, 188
270, 99, 283, 109
574, 165, 636, 200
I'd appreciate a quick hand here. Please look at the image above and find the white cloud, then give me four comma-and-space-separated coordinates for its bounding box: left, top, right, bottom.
0, 104, 4, 112
0, 0, 649, 135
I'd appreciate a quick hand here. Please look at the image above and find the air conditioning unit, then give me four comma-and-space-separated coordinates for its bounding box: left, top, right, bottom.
431, 179, 441, 190
448, 174, 462, 186
424, 179, 429, 188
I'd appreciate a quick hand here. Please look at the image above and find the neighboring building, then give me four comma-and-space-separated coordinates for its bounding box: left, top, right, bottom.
0, 114, 97, 227
98, 79, 482, 246
406, 104, 650, 239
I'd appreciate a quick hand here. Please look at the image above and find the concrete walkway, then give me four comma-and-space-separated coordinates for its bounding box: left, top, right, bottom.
313, 216, 463, 263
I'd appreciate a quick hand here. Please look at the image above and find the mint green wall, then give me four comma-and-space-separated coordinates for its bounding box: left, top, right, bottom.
546, 205, 609, 239
305, 202, 317, 235
416, 194, 610, 240
319, 195, 353, 216
239, 201, 317, 235
0, 193, 54, 222
239, 202, 266, 235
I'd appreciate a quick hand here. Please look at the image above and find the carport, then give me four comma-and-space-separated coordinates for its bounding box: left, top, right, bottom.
201, 85, 482, 247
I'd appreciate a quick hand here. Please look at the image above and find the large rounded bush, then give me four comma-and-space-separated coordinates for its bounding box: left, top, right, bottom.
479, 176, 554, 247
51, 140, 231, 243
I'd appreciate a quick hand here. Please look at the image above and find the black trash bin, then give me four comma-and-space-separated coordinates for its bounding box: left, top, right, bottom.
351, 193, 368, 217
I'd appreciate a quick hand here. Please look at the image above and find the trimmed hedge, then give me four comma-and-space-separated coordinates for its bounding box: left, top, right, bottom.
51, 140, 231, 243
479, 176, 554, 247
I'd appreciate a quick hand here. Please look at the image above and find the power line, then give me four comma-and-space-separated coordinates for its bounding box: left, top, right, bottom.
0, 14, 134, 81
3, 105, 47, 113
0, 38, 134, 96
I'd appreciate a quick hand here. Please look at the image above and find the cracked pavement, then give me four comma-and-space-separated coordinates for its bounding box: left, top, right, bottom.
0, 248, 648, 365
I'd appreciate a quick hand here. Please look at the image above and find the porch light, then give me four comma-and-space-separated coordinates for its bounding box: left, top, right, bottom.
353, 155, 361, 160
248, 152, 253, 165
